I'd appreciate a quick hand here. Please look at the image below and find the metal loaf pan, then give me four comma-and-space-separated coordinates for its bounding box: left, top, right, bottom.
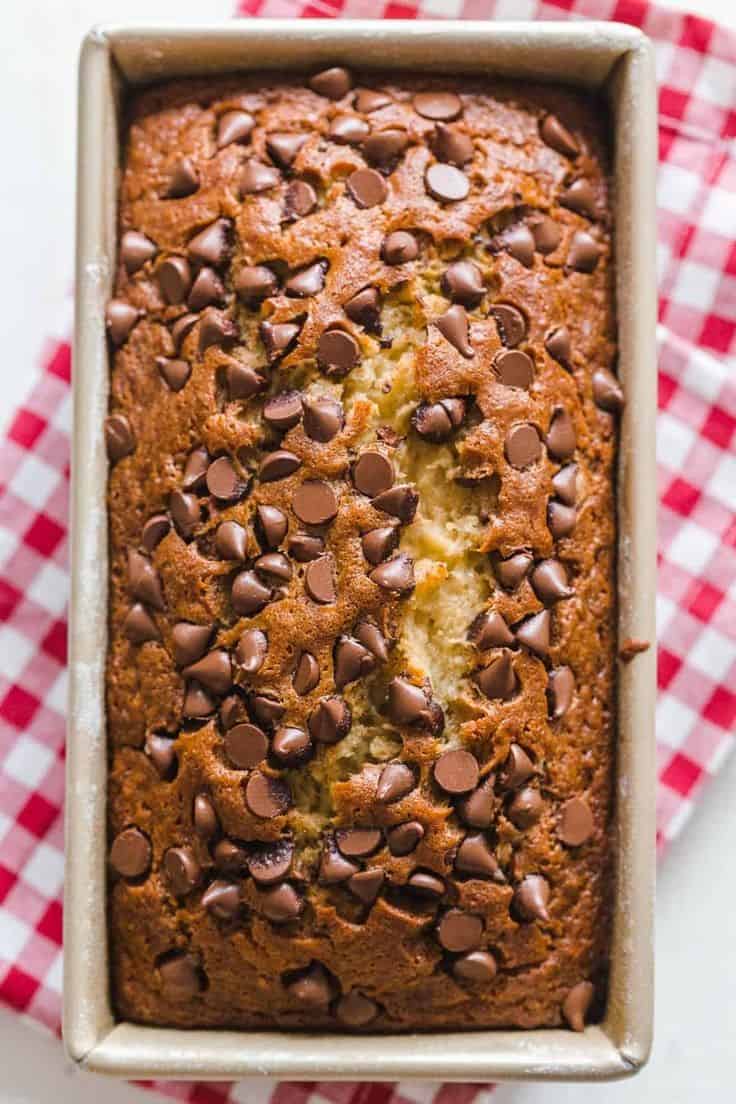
66, 19, 657, 1082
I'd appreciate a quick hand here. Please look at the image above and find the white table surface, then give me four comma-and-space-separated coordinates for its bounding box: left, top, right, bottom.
2, 0, 734, 1100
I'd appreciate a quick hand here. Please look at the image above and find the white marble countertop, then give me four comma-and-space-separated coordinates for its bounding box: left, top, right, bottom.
2, 1, 733, 1099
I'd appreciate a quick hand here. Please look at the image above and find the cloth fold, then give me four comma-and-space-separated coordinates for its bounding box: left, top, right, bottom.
0, 1, 734, 1101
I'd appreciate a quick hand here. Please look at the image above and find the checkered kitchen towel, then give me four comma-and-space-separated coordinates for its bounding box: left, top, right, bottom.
0, 0, 734, 1100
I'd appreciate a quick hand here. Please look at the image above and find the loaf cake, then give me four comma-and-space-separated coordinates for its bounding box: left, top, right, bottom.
104, 66, 623, 1032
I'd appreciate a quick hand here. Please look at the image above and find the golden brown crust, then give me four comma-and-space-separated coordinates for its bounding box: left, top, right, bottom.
106, 69, 617, 1031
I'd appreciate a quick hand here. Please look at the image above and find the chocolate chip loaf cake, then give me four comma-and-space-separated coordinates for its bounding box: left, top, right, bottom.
105, 65, 623, 1033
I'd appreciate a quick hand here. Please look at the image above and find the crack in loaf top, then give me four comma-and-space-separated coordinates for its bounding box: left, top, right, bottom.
104, 65, 620, 1033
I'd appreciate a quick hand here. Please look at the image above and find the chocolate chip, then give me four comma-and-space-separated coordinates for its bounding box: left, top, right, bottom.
235, 628, 268, 675
490, 304, 527, 347
355, 89, 391, 113
159, 953, 203, 999
558, 797, 594, 847
494, 349, 534, 389
202, 877, 242, 920
376, 761, 415, 804
540, 114, 579, 158
501, 224, 535, 268
199, 308, 239, 354
531, 559, 572, 605
202, 880, 240, 919
362, 525, 399, 565
157, 356, 191, 392
514, 874, 550, 922
163, 846, 201, 896
347, 168, 387, 208
254, 552, 292, 583
170, 491, 200, 539
188, 267, 225, 312
436, 304, 473, 357
188, 219, 230, 267
286, 962, 334, 1007
546, 407, 576, 460
432, 124, 473, 168
453, 950, 497, 984
166, 156, 200, 199
507, 786, 545, 829
441, 260, 484, 307
320, 836, 360, 884
206, 456, 245, 503
128, 549, 165, 610
562, 980, 595, 1032
527, 215, 561, 258
224, 722, 268, 769
215, 520, 247, 561
183, 681, 216, 719
355, 621, 389, 662
193, 793, 218, 839
220, 693, 249, 730
309, 697, 351, 745
121, 230, 156, 275
245, 771, 290, 819
213, 839, 249, 874
141, 514, 170, 553
272, 724, 312, 764
262, 391, 303, 433
260, 881, 303, 923
501, 744, 536, 789
592, 367, 625, 413
310, 66, 352, 100
145, 732, 177, 779
348, 868, 384, 905
329, 114, 370, 145
285, 261, 326, 299
317, 328, 360, 376
455, 833, 501, 880
303, 396, 344, 441
259, 449, 301, 483
552, 464, 578, 506
288, 533, 324, 562
387, 677, 443, 733
217, 109, 254, 149
334, 637, 376, 690
414, 91, 462, 120
247, 840, 294, 886
548, 500, 577, 539
304, 554, 336, 603
457, 776, 496, 829
336, 990, 378, 1027
353, 450, 393, 497
106, 299, 140, 345
370, 553, 415, 594
109, 827, 151, 879
468, 610, 514, 650
293, 651, 320, 695
344, 287, 380, 330
261, 320, 302, 362
235, 265, 278, 304
437, 909, 483, 952
515, 609, 551, 658
505, 423, 542, 468
182, 651, 231, 697
292, 480, 339, 526
425, 163, 469, 203
335, 828, 382, 860
408, 871, 445, 898
434, 749, 479, 795
382, 230, 418, 265
475, 652, 516, 700
170, 312, 198, 351
239, 160, 281, 196
560, 178, 597, 219
284, 179, 318, 220
412, 397, 466, 442
123, 603, 160, 644
254, 695, 288, 734
231, 570, 272, 615
266, 132, 308, 170
387, 821, 424, 857
567, 230, 601, 273
545, 325, 571, 366
363, 128, 409, 168
105, 414, 135, 462
493, 551, 532, 590
548, 665, 575, 720
254, 505, 287, 551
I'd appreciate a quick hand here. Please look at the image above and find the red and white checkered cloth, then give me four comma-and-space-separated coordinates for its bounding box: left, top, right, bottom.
0, 0, 734, 1100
